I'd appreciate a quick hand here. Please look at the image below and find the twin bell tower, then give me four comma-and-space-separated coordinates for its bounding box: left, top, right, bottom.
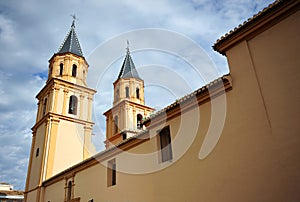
25, 19, 153, 198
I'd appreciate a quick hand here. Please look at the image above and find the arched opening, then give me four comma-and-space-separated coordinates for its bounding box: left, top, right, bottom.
125, 87, 129, 98
72, 64, 77, 77
42, 98, 47, 115
59, 63, 64, 76
137, 114, 143, 129
67, 181, 72, 201
136, 88, 140, 99
68, 95, 78, 115
114, 116, 119, 134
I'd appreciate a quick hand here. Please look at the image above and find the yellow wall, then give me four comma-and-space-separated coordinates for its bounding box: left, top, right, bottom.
27, 123, 46, 190
224, 10, 300, 200
52, 120, 84, 176
43, 180, 65, 201
26, 190, 38, 202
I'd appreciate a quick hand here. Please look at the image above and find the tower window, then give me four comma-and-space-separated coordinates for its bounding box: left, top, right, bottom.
107, 159, 116, 186
72, 64, 77, 77
136, 88, 140, 99
137, 114, 143, 129
125, 87, 129, 98
42, 98, 47, 115
59, 63, 63, 76
35, 148, 39, 157
114, 116, 118, 134
122, 133, 127, 140
67, 181, 72, 201
68, 95, 78, 115
159, 126, 173, 162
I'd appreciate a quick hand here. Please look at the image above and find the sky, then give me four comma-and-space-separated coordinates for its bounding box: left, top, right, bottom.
0, 0, 274, 190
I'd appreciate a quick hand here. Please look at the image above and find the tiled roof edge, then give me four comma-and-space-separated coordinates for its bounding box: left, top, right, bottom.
213, 0, 290, 54
143, 74, 231, 123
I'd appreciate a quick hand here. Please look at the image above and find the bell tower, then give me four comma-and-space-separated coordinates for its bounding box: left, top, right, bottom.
25, 19, 96, 201
104, 42, 154, 148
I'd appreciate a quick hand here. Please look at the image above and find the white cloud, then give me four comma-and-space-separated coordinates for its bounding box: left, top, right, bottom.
0, 14, 17, 46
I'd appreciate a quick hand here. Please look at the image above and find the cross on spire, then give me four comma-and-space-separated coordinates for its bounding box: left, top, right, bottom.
70, 14, 78, 28
126, 40, 130, 53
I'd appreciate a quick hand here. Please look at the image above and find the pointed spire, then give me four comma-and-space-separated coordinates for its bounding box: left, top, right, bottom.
117, 41, 141, 80
57, 16, 83, 57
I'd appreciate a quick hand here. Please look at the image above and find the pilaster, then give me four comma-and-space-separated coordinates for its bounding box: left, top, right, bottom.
79, 95, 85, 119
87, 95, 93, 122
83, 125, 93, 159
45, 118, 60, 179
62, 88, 69, 116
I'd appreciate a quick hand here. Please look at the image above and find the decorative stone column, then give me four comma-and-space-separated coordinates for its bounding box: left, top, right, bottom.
87, 95, 93, 122
83, 125, 93, 159
62, 88, 69, 116
79, 94, 85, 120
52, 86, 60, 113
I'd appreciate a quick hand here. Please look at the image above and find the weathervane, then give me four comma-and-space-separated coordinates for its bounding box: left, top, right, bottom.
126, 40, 130, 53
70, 14, 79, 28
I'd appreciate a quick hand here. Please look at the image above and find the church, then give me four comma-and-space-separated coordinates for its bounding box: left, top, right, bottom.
24, 0, 300, 201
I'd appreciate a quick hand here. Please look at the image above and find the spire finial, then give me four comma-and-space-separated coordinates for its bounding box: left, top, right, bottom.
126, 40, 130, 54
70, 14, 78, 28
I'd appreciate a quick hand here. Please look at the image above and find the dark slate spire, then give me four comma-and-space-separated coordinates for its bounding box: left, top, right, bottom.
117, 41, 141, 80
57, 17, 83, 57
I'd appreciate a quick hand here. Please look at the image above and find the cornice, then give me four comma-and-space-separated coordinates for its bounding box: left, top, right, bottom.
213, 0, 299, 55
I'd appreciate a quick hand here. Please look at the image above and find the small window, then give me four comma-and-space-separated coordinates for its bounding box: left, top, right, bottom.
68, 95, 78, 115
136, 88, 140, 99
107, 159, 116, 186
137, 114, 143, 129
35, 148, 39, 157
67, 181, 72, 201
114, 116, 118, 134
159, 126, 173, 162
72, 64, 77, 77
59, 63, 63, 76
42, 98, 47, 115
125, 87, 129, 98
122, 133, 127, 140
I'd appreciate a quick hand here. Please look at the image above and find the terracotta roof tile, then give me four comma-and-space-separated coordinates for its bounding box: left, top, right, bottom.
143, 74, 230, 123
213, 0, 285, 53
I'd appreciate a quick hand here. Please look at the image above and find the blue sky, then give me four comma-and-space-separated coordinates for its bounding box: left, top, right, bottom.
0, 0, 274, 190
